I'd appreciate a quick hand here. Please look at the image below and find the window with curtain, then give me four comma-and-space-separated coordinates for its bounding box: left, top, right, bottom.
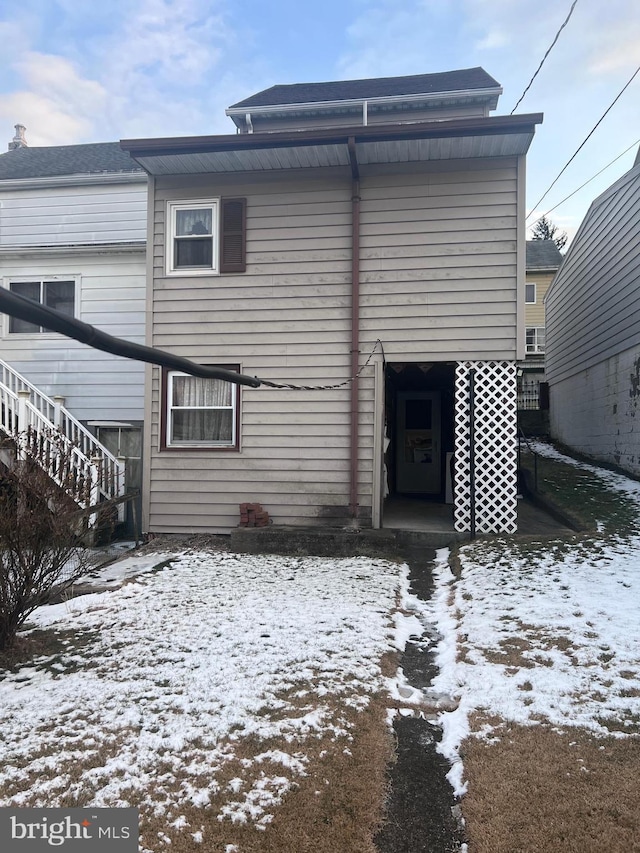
166, 370, 239, 447
8, 279, 76, 333
168, 202, 217, 273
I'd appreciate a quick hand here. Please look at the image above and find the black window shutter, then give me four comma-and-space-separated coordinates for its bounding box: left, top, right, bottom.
220, 198, 246, 273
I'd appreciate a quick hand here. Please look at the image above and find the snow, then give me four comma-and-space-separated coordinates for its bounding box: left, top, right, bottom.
3, 442, 639, 837
0, 551, 405, 846
421, 443, 640, 795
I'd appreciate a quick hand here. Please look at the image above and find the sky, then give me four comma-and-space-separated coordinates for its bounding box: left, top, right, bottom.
0, 0, 639, 241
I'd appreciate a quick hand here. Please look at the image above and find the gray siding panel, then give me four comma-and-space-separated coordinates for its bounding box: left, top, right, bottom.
546, 166, 640, 384
148, 160, 519, 533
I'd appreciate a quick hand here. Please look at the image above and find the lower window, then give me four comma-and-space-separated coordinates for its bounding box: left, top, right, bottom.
525, 327, 545, 354
8, 279, 75, 333
164, 368, 239, 448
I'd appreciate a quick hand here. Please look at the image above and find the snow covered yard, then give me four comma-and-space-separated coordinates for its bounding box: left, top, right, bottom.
423, 444, 640, 852
0, 551, 411, 852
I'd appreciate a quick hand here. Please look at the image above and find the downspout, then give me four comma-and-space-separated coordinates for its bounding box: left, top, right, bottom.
348, 136, 361, 522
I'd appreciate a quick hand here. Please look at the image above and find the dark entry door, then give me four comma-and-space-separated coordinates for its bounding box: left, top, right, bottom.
396, 392, 441, 494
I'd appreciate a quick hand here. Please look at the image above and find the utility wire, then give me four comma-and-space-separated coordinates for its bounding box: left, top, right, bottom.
257, 340, 384, 391
511, 0, 579, 114
539, 136, 640, 219
526, 62, 640, 220
0, 287, 384, 391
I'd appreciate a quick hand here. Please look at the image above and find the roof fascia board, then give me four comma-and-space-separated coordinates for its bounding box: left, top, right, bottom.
0, 172, 145, 191
122, 113, 542, 160
225, 86, 503, 116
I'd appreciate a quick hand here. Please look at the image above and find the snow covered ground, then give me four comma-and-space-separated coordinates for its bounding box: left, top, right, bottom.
420, 443, 640, 795
0, 550, 416, 848
2, 443, 639, 844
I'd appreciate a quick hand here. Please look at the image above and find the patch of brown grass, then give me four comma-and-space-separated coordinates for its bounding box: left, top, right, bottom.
0, 680, 395, 853
461, 719, 640, 853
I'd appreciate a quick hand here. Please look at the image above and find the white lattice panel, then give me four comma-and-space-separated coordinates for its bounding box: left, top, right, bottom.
454, 361, 518, 534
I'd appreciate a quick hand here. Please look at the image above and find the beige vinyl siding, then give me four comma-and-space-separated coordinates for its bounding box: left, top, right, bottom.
0, 182, 147, 247
524, 271, 554, 327
359, 159, 519, 361
148, 172, 355, 533
147, 159, 520, 534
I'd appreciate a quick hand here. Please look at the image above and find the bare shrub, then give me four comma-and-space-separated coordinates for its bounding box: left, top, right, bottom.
0, 433, 97, 651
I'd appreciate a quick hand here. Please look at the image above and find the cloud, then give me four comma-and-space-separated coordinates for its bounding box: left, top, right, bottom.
0, 53, 107, 145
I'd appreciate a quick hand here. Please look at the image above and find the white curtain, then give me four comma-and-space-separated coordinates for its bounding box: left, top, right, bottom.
171, 376, 233, 443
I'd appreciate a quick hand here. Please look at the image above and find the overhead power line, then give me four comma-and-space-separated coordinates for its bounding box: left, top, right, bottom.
511, 0, 579, 114
526, 62, 640, 220
0, 287, 384, 392
539, 136, 640, 219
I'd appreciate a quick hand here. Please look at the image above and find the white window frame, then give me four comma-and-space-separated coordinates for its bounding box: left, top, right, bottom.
165, 370, 238, 448
167, 200, 219, 276
2, 275, 80, 338
525, 282, 537, 304
525, 327, 545, 354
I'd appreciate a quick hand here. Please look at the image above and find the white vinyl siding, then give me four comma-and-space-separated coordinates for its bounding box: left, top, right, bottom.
145, 158, 521, 534
0, 182, 147, 247
0, 249, 146, 421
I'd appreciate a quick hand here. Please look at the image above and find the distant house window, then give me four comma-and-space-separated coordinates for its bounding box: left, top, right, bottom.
164, 369, 239, 448
167, 198, 246, 275
526, 327, 545, 354
525, 283, 537, 304
8, 279, 75, 334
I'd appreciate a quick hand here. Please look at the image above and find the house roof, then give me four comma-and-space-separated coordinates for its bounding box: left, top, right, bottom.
229, 68, 501, 109
526, 240, 564, 271
0, 142, 144, 180
121, 113, 543, 177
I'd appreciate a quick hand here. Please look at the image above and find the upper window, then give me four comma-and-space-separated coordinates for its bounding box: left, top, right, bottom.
164, 369, 239, 448
167, 198, 246, 276
8, 279, 75, 334
525, 283, 537, 304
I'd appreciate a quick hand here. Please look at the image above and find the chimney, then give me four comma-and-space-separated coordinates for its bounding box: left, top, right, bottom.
8, 124, 28, 151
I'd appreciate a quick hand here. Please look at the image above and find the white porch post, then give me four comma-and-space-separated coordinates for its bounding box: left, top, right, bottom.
16, 389, 30, 460
53, 395, 66, 429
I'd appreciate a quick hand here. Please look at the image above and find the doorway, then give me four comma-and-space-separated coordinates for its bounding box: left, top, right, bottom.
382, 362, 455, 528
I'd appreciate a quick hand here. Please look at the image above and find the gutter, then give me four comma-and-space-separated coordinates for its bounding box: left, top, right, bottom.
225, 86, 503, 125
0, 172, 145, 190
348, 137, 361, 522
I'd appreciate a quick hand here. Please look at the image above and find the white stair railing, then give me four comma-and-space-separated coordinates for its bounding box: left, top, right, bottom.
0, 358, 125, 523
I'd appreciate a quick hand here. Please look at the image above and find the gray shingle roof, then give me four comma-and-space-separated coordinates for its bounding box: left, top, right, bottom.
526, 240, 564, 270
229, 67, 501, 109
0, 142, 143, 180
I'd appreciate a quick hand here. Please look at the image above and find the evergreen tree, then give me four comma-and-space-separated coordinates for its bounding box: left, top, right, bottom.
531, 215, 567, 251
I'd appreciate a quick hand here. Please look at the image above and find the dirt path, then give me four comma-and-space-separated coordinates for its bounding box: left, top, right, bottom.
375, 545, 465, 853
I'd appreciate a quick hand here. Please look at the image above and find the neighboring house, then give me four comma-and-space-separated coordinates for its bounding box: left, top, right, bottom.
545, 151, 640, 476
517, 239, 563, 410
121, 67, 542, 536
0, 127, 148, 530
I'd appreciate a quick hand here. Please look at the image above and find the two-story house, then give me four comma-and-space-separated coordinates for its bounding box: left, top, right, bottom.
517, 239, 563, 412
0, 128, 147, 530
121, 67, 542, 537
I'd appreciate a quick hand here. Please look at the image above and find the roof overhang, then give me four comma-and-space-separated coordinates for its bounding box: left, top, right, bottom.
121, 114, 543, 177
